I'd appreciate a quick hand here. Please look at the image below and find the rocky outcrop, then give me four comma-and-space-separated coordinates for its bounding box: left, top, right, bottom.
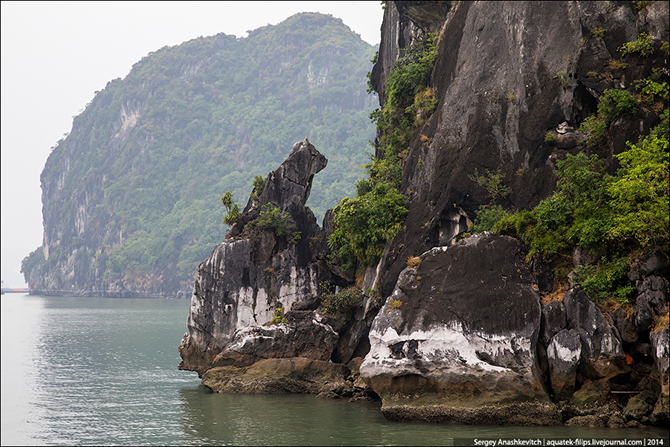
180, 140, 333, 372
25, 13, 377, 299
178, 140, 375, 398
563, 288, 629, 379
360, 233, 559, 425
176, 1, 669, 428
373, 0, 670, 308
541, 301, 568, 346
547, 329, 582, 401
635, 276, 669, 331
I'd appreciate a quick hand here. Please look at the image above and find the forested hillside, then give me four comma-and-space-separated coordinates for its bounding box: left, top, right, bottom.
22, 13, 377, 297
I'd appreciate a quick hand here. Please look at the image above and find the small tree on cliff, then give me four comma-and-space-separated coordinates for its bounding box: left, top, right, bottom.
221, 191, 241, 226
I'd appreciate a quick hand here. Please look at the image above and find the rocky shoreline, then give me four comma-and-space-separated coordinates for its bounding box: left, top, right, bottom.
179, 1, 669, 428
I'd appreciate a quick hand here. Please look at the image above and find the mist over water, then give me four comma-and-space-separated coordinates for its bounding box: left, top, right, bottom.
2, 294, 667, 446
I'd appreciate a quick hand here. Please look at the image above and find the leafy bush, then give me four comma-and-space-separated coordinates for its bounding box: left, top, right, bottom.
369, 32, 439, 190
249, 175, 266, 203
493, 114, 668, 303
221, 191, 241, 226
468, 168, 511, 204
634, 78, 669, 103
244, 203, 301, 243
320, 286, 363, 316
598, 89, 639, 122
608, 110, 669, 249
620, 32, 654, 57
545, 132, 558, 144
573, 256, 636, 304
579, 115, 608, 148
328, 181, 408, 271
328, 32, 439, 272
270, 307, 288, 324
494, 152, 612, 259
578, 89, 638, 149
471, 205, 511, 234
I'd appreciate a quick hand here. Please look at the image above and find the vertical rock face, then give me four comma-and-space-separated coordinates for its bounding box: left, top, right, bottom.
179, 140, 340, 374
563, 288, 629, 379
360, 233, 559, 425
373, 0, 670, 303
360, 1, 668, 425
547, 329, 582, 401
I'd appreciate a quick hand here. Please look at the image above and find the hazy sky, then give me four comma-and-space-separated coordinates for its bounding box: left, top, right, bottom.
1, 1, 383, 287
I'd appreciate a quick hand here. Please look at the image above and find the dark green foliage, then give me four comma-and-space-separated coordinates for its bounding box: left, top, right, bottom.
250, 175, 266, 203
327, 32, 439, 272
468, 168, 511, 204
578, 89, 638, 149
20, 247, 44, 284
574, 256, 636, 304
494, 111, 669, 304
221, 191, 241, 226
30, 13, 377, 292
244, 203, 301, 244
608, 110, 669, 249
320, 286, 363, 316
620, 32, 654, 57
369, 32, 439, 189
328, 181, 408, 271
634, 78, 669, 104
471, 205, 511, 234
495, 152, 613, 259
598, 89, 639, 122
579, 115, 609, 148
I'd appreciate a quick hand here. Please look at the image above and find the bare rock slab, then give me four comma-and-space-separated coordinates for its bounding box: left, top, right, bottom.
361, 233, 556, 425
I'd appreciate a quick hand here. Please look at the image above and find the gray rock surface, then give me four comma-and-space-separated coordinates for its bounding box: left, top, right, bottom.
547, 329, 582, 401
628, 246, 670, 281
610, 307, 638, 344
563, 288, 628, 379
650, 325, 669, 397
635, 276, 669, 331
361, 233, 553, 424
179, 141, 343, 375
541, 301, 567, 346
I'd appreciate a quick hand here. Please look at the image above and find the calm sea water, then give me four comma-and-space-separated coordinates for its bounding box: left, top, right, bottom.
1, 294, 668, 446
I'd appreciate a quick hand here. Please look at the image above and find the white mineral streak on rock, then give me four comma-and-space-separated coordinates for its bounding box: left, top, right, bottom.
548, 336, 580, 364
226, 324, 290, 355
278, 266, 303, 312
237, 287, 256, 327
312, 318, 338, 336
362, 321, 520, 379
254, 288, 271, 325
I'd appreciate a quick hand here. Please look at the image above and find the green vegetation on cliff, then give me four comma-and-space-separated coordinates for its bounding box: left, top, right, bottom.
328, 32, 438, 272
24, 13, 377, 295
478, 32, 669, 306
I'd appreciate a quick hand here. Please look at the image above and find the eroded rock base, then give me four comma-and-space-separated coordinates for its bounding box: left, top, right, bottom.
381, 402, 561, 426
201, 357, 376, 401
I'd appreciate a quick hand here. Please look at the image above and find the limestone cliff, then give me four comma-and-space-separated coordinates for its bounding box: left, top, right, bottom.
360, 0, 669, 426
179, 140, 375, 399
372, 0, 669, 300
23, 13, 377, 298
179, 1, 669, 427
